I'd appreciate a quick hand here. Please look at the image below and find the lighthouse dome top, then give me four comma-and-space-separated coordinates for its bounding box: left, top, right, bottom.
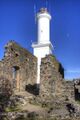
39, 8, 48, 13
37, 8, 51, 20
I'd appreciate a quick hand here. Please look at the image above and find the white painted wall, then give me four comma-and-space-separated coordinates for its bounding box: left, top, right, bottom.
37, 13, 51, 44
33, 45, 52, 58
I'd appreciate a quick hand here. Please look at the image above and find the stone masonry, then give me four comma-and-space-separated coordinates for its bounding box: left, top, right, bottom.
40, 55, 64, 98
0, 40, 79, 101
0, 40, 37, 92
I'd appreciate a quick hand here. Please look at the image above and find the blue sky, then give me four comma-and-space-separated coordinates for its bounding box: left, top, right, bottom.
0, 0, 80, 80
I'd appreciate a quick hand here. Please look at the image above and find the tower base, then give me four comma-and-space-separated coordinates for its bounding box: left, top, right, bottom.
32, 42, 53, 59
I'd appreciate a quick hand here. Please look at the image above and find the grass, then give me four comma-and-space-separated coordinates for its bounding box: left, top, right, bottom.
76, 100, 80, 105
5, 106, 20, 112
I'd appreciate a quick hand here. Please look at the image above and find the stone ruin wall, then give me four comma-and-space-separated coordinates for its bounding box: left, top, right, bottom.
40, 55, 64, 98
0, 41, 77, 101
0, 61, 4, 77
40, 55, 75, 101
0, 41, 37, 92
62, 81, 75, 100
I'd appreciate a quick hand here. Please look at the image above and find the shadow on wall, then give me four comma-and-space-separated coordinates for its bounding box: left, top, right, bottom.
75, 88, 80, 101
66, 103, 75, 117
25, 84, 39, 96
59, 63, 64, 78
74, 80, 80, 101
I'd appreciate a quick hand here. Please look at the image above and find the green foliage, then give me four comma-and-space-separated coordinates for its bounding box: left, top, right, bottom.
76, 100, 80, 105
5, 106, 20, 112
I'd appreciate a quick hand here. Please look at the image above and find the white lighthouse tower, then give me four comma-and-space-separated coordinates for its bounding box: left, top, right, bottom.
32, 8, 53, 85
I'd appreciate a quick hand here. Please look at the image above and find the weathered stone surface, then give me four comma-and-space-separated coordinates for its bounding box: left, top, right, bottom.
0, 40, 37, 92
40, 55, 63, 99
62, 81, 75, 100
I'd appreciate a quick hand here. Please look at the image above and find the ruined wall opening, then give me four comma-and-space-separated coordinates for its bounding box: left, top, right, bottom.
75, 88, 80, 100
74, 80, 80, 101
12, 66, 20, 91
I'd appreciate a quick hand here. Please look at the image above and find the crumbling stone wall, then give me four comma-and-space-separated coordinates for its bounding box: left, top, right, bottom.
45, 55, 64, 78
0, 40, 37, 92
62, 81, 75, 100
0, 41, 76, 101
0, 61, 4, 77
40, 55, 64, 99
40, 55, 76, 101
